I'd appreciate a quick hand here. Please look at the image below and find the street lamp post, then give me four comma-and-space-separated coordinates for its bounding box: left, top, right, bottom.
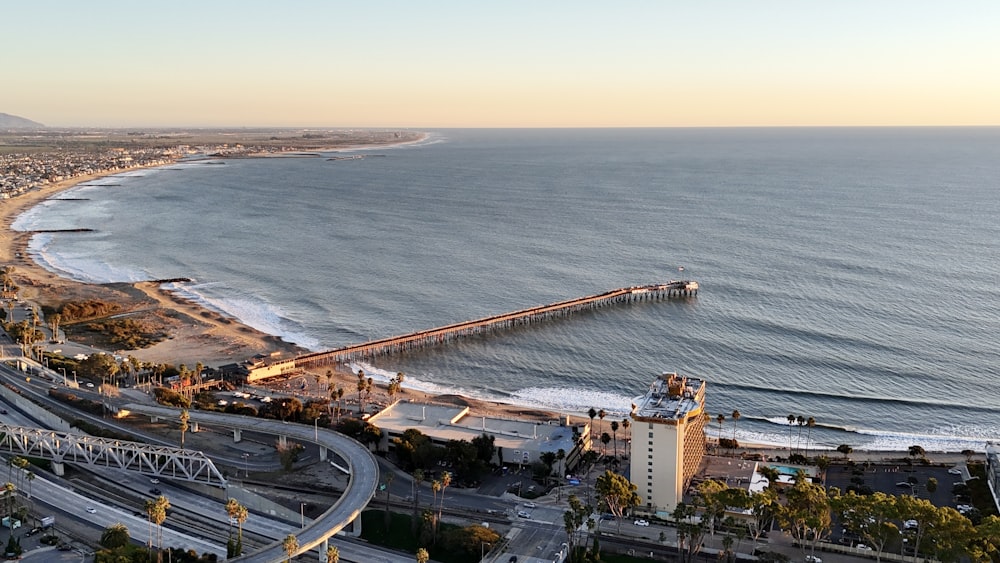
59, 367, 66, 385
300, 502, 306, 528
481, 542, 491, 561
242, 453, 250, 478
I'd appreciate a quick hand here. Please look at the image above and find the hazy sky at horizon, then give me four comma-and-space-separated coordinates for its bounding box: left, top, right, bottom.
3, 1, 998, 128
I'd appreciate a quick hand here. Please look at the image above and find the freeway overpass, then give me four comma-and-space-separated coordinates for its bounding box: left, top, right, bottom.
124, 404, 380, 562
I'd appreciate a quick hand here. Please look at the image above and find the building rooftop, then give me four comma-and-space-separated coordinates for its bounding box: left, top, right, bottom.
632, 372, 706, 422
369, 400, 583, 457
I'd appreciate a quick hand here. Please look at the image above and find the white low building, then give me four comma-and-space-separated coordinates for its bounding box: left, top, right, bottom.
368, 400, 590, 470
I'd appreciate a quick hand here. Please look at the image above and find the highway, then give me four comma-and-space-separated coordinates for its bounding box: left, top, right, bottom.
123, 404, 382, 562
0, 358, 413, 562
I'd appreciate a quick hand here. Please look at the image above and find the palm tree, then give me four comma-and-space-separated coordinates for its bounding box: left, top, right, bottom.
3, 482, 15, 540
179, 409, 190, 449
48, 313, 61, 342
805, 417, 816, 455
356, 370, 367, 414
326, 545, 340, 563
598, 409, 607, 437
225, 498, 237, 538
795, 415, 806, 453
610, 420, 620, 458
621, 417, 631, 445
556, 449, 566, 479
431, 480, 441, 535
143, 498, 156, 558
731, 410, 741, 454
100, 522, 130, 550
282, 533, 299, 562
383, 473, 395, 527
153, 495, 170, 561
717, 414, 726, 448
600, 432, 611, 456
236, 503, 248, 549
787, 414, 796, 454
388, 372, 405, 403
438, 471, 451, 534
411, 468, 424, 534
416, 547, 430, 563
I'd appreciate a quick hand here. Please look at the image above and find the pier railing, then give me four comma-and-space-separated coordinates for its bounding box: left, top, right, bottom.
295, 280, 697, 369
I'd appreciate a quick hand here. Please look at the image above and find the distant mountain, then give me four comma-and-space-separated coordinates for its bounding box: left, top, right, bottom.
0, 113, 45, 128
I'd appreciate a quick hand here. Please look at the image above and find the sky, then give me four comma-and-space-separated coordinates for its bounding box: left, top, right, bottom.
2, 1, 999, 128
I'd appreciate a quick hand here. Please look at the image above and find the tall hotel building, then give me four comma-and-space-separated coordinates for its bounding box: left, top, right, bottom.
629, 372, 707, 515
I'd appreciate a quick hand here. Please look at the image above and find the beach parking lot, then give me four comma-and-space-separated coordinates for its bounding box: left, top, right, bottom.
826, 461, 960, 508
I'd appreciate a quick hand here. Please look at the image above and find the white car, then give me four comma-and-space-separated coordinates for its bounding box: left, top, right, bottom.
948, 467, 962, 475
85, 507, 97, 514
517, 510, 531, 519
634, 519, 650, 527
150, 478, 160, 484
904, 519, 918, 529
857, 544, 873, 551
805, 556, 822, 563
523, 502, 536, 509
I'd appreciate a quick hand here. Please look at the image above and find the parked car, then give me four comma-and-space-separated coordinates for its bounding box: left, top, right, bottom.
805, 556, 822, 563
948, 467, 963, 475
523, 502, 536, 509
634, 519, 650, 527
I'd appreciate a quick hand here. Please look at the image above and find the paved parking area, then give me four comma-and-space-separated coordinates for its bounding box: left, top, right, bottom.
825, 460, 965, 545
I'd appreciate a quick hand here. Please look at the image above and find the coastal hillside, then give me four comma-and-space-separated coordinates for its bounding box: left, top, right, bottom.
0, 112, 44, 128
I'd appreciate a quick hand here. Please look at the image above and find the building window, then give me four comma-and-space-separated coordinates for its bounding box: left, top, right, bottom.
648, 432, 654, 438
648, 454, 653, 459
648, 461, 653, 466
649, 423, 653, 429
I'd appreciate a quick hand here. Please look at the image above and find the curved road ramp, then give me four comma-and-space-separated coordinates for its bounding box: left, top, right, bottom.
125, 404, 379, 562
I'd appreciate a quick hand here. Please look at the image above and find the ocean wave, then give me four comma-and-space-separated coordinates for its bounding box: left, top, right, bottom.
161, 281, 323, 351
347, 361, 497, 400
26, 233, 152, 283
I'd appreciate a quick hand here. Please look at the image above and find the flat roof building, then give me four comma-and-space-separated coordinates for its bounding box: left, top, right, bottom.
987, 443, 1000, 513
368, 400, 591, 471
630, 372, 708, 516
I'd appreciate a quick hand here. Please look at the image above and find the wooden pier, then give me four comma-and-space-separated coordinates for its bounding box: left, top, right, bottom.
295, 280, 698, 369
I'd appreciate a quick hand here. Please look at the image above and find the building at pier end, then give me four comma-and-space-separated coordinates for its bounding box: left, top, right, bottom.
629, 372, 707, 516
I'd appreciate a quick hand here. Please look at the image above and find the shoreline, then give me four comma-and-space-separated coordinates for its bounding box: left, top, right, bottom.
0, 138, 980, 459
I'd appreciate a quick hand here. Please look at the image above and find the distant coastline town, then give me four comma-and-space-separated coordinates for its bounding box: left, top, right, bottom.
1, 127, 424, 199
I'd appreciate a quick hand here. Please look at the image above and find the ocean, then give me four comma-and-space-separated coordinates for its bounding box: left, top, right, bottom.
13, 127, 1000, 452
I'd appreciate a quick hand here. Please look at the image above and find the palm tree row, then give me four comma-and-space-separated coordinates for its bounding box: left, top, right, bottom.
587, 407, 633, 460
786, 414, 817, 456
